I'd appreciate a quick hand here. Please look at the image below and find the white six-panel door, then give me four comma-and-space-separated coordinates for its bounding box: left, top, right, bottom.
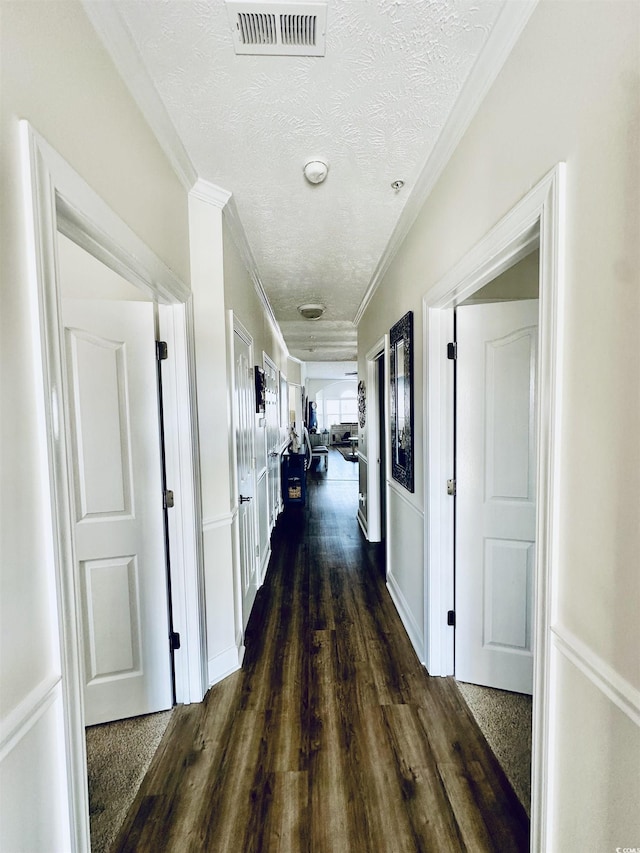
62, 299, 172, 725
233, 328, 258, 630
264, 357, 281, 532
455, 300, 539, 695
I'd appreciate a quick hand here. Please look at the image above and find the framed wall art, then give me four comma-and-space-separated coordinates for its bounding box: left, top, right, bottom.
254, 365, 266, 413
357, 380, 366, 428
390, 310, 414, 492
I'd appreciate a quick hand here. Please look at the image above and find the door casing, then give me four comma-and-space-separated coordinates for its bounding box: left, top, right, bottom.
422, 164, 566, 851
230, 316, 259, 631
22, 122, 207, 853
363, 336, 388, 543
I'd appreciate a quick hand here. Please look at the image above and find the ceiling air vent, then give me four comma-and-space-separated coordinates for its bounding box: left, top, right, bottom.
226, 2, 327, 56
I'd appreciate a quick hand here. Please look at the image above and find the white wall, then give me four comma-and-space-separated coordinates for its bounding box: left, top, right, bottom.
0, 2, 189, 848
358, 0, 640, 847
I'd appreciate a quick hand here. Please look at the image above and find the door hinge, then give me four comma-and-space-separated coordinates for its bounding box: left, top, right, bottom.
447, 610, 456, 627
447, 341, 457, 360
156, 340, 168, 361
169, 631, 181, 651
256, 544, 260, 557
446, 478, 456, 496
163, 489, 174, 509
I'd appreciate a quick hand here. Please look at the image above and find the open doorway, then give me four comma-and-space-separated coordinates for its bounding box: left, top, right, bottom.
57, 233, 177, 852
423, 164, 565, 849
22, 122, 206, 852
454, 250, 539, 814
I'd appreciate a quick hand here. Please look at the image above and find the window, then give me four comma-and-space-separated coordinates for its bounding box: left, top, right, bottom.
315, 382, 357, 429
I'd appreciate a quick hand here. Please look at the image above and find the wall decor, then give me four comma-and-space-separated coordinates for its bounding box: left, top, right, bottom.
254, 365, 266, 413
308, 400, 318, 431
390, 310, 414, 492
358, 380, 366, 428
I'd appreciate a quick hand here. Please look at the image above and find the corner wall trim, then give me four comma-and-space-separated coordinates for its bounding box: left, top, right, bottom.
190, 179, 288, 356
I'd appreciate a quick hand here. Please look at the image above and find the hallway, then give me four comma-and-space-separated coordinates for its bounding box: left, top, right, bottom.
113, 450, 528, 852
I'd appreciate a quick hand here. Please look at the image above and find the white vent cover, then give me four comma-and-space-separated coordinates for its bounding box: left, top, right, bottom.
226, 2, 327, 56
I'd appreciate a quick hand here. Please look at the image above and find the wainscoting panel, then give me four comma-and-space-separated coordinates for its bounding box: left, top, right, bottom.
547, 635, 640, 850
0, 680, 71, 851
386, 485, 425, 660
257, 469, 270, 584
202, 514, 242, 686
358, 455, 368, 538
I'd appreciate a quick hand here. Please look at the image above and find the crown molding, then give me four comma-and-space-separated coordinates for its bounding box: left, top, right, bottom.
190, 179, 288, 356
82, 0, 197, 190
354, 0, 539, 326
190, 178, 232, 209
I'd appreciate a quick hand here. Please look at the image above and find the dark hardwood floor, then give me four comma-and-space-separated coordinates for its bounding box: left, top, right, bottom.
113, 450, 529, 852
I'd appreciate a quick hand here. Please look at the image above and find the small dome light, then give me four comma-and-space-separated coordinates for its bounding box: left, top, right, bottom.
298, 303, 325, 320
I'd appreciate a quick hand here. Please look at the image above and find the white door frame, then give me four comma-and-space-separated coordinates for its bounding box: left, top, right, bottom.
364, 336, 388, 542
263, 351, 282, 534
21, 122, 207, 852
423, 164, 566, 850
228, 314, 259, 633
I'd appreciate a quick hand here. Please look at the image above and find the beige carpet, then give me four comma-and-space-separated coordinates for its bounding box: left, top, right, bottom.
86, 710, 173, 852
456, 681, 532, 813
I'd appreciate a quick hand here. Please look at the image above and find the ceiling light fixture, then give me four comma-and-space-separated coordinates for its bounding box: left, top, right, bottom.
303, 160, 329, 185
298, 303, 325, 320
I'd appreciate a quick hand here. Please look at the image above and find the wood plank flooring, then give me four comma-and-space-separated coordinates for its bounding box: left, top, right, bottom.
113, 453, 529, 852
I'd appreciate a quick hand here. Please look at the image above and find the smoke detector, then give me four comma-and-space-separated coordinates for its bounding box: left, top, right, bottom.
298, 303, 325, 320
303, 159, 329, 184
226, 2, 327, 56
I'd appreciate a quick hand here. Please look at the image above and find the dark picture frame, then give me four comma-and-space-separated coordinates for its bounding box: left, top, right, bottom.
390, 310, 414, 492
254, 365, 266, 413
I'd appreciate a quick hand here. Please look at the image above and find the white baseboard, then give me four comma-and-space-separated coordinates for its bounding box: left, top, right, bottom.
386, 573, 424, 661
260, 545, 271, 585
207, 644, 242, 687
357, 508, 368, 539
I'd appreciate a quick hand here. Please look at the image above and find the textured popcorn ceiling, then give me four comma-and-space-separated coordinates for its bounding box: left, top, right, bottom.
113, 0, 505, 360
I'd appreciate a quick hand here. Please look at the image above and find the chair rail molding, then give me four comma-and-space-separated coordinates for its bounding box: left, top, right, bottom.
0, 676, 62, 762
551, 624, 640, 728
